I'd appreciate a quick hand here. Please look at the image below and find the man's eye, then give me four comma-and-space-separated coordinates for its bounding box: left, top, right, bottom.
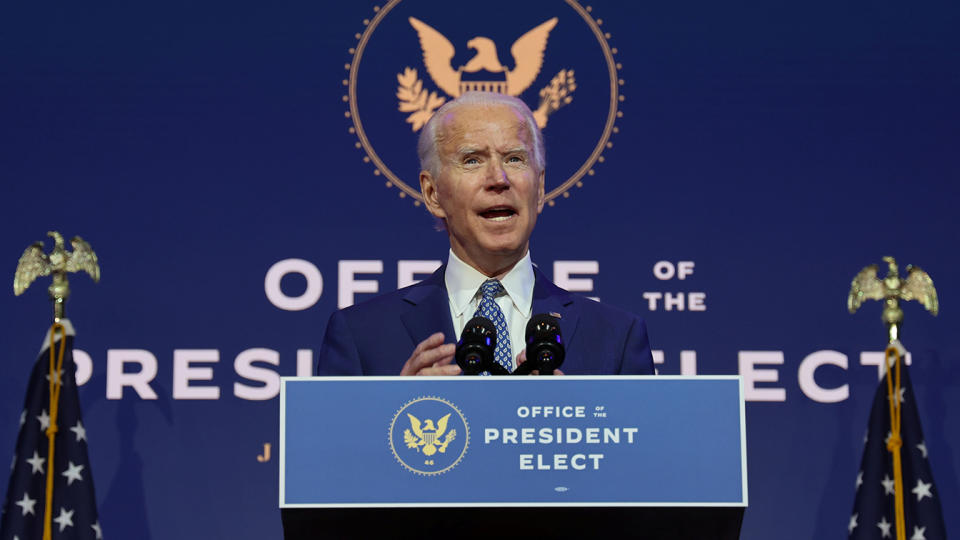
464, 157, 480, 165
507, 155, 524, 163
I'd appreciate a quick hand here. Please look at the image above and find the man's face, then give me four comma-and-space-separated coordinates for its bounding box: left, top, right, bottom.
420, 103, 545, 277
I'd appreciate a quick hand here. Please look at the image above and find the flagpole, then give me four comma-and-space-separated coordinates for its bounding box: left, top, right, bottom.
884, 344, 906, 540
42, 323, 67, 540
848, 257, 940, 539
11, 232, 101, 540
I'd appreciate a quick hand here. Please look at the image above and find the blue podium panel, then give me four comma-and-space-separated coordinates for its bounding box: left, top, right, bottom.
280, 376, 746, 508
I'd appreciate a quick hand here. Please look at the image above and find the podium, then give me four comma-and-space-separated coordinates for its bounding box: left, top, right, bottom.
280, 376, 747, 539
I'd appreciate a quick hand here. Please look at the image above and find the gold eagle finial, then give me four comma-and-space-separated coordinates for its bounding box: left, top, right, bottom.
848, 256, 937, 342
14, 231, 100, 321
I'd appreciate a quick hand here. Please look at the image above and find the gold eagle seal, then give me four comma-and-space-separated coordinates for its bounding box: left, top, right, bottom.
389, 396, 469, 476
344, 1, 624, 208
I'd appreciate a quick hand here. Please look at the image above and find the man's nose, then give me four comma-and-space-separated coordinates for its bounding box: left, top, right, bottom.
485, 161, 510, 190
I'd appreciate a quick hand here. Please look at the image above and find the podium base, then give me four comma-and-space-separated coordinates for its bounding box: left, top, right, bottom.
282, 506, 743, 539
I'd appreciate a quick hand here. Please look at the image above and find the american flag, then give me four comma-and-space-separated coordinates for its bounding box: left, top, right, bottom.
849, 357, 945, 539
1, 321, 102, 539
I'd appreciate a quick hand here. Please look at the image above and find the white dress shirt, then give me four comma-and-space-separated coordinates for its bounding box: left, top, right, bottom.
444, 249, 535, 372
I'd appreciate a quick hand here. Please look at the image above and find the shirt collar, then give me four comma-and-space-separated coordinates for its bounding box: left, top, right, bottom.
445, 249, 535, 318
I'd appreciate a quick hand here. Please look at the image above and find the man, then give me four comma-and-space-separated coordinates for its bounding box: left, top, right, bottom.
318, 92, 654, 376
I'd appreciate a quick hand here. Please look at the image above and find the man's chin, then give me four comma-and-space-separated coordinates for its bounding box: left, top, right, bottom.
476, 242, 528, 265
476, 232, 525, 252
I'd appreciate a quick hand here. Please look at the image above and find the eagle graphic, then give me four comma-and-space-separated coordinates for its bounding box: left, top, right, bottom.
398, 17, 574, 130
408, 16, 558, 98
404, 412, 456, 457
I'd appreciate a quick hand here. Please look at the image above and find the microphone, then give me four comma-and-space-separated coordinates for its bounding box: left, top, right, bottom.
455, 316, 502, 375
514, 314, 565, 375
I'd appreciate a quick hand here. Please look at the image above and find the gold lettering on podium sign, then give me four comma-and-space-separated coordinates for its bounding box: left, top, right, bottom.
257, 443, 271, 462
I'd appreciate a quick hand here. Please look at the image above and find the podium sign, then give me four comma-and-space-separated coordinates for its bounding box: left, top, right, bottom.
280, 376, 747, 508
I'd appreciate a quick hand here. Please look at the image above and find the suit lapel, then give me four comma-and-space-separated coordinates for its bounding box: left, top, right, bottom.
399, 265, 580, 350
400, 265, 457, 346
531, 267, 580, 349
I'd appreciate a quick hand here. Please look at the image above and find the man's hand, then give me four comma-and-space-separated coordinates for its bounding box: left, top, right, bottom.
400, 332, 461, 376
515, 348, 564, 376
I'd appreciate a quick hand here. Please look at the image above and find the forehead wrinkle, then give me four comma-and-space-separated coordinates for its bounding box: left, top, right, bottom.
455, 144, 486, 155
453, 144, 528, 161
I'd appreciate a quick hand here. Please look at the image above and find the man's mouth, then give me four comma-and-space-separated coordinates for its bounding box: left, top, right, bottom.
478, 206, 517, 222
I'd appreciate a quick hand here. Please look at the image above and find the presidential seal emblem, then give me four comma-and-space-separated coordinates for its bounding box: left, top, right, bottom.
344, 0, 624, 207
389, 396, 469, 475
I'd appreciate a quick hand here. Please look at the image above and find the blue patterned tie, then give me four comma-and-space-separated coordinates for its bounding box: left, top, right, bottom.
473, 279, 512, 372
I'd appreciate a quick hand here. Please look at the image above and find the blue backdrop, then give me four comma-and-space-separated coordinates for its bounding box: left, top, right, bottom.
1, 1, 957, 538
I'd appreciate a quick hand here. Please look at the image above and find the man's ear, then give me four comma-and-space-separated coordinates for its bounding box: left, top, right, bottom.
420, 170, 446, 219
536, 169, 545, 214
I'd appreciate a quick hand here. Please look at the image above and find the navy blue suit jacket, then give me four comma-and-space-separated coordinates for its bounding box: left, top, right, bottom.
317, 265, 655, 375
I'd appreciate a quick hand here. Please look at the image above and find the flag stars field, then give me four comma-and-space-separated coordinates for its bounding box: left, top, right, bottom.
53, 507, 73, 532
912, 479, 933, 501
25, 451, 44, 475
849, 362, 945, 539
61, 461, 84, 486
849, 513, 858, 533
45, 368, 64, 385
69, 420, 87, 443
35, 409, 49, 431
1, 329, 102, 540
876, 516, 892, 538
12, 493, 35, 516
881, 474, 895, 495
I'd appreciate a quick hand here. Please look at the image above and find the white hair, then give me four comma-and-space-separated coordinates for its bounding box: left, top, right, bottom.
417, 91, 546, 178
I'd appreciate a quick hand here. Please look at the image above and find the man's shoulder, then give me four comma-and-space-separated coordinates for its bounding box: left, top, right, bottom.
566, 293, 648, 337
335, 265, 445, 320
573, 293, 642, 320
534, 267, 643, 324
533, 269, 653, 375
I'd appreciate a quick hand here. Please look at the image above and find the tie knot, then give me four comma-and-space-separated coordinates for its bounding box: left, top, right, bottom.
478, 279, 504, 299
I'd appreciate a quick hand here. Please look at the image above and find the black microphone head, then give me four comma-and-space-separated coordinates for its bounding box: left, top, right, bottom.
456, 316, 497, 375
525, 314, 561, 340
466, 316, 496, 338
524, 314, 564, 375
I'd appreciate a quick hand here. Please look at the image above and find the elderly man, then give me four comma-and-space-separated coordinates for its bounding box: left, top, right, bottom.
317, 92, 654, 376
